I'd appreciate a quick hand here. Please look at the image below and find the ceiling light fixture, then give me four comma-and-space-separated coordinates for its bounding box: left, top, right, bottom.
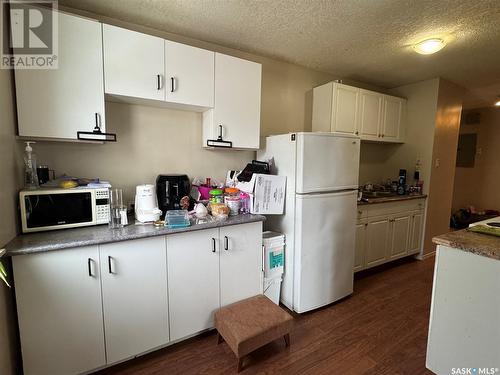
413, 38, 446, 55
495, 98, 500, 107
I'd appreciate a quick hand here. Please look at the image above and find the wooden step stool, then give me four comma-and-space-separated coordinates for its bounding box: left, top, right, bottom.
214, 294, 293, 372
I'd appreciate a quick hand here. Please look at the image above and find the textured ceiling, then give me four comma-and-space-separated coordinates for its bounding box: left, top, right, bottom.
60, 0, 500, 108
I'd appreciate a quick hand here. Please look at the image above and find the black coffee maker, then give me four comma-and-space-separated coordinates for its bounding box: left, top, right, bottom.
156, 174, 191, 217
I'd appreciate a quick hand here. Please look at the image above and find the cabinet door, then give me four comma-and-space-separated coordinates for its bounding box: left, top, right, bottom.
205, 53, 262, 149
331, 83, 359, 135
13, 247, 105, 375
100, 237, 169, 364
389, 214, 410, 259
165, 40, 214, 108
382, 96, 405, 142
408, 211, 424, 255
365, 217, 390, 268
312, 82, 334, 132
15, 12, 105, 139
167, 229, 220, 341
358, 89, 383, 140
220, 222, 263, 306
103, 24, 165, 101
354, 222, 367, 272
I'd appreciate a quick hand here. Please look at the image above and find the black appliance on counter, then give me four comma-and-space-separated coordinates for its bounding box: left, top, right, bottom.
156, 174, 191, 217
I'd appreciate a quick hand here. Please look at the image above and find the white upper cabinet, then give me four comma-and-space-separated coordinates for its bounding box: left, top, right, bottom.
203, 53, 262, 149
15, 12, 105, 140
382, 95, 406, 142
103, 24, 165, 101
99, 237, 169, 364
331, 83, 359, 135
358, 89, 383, 140
165, 41, 214, 108
312, 81, 406, 143
312, 82, 358, 135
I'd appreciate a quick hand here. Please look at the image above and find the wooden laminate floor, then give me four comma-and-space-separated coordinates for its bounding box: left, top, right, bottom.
97, 256, 435, 375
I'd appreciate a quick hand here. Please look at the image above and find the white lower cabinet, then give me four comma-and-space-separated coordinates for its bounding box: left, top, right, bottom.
13, 222, 263, 374
167, 223, 263, 341
220, 222, 263, 306
99, 237, 169, 364
354, 222, 367, 272
13, 246, 106, 375
166, 228, 220, 341
388, 214, 411, 260
354, 199, 426, 272
408, 211, 424, 255
365, 217, 390, 268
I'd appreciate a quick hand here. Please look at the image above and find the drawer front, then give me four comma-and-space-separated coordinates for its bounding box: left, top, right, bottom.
362, 199, 425, 218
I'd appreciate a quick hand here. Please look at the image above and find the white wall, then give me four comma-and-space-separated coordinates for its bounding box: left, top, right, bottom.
453, 107, 500, 211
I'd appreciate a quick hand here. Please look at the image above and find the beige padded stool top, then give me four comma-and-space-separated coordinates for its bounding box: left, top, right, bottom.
214, 295, 293, 372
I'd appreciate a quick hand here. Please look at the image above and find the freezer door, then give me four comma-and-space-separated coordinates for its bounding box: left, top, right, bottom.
294, 190, 356, 313
296, 133, 360, 194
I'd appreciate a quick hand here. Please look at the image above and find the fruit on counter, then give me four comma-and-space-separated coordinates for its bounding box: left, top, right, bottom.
59, 180, 78, 189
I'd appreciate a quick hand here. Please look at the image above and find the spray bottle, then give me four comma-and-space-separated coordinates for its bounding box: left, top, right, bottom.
24, 141, 39, 189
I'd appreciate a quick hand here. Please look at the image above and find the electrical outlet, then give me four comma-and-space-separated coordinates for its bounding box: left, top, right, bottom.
435, 158, 440, 168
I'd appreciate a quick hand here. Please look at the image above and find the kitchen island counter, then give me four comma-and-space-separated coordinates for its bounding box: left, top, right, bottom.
426, 229, 500, 374
4, 214, 266, 256
432, 229, 500, 261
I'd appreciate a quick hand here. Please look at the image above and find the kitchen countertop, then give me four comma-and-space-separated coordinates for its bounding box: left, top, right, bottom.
4, 214, 266, 256
432, 229, 500, 261
357, 194, 427, 205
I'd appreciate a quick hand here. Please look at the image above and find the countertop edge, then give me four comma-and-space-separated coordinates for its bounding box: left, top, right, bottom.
432, 230, 500, 261
5, 215, 266, 257
357, 194, 427, 206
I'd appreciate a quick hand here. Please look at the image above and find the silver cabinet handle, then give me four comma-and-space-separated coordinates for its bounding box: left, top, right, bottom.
108, 256, 113, 274
157, 74, 163, 90
170, 77, 176, 92
94, 113, 102, 130
224, 236, 229, 251
212, 238, 216, 253
88, 258, 93, 277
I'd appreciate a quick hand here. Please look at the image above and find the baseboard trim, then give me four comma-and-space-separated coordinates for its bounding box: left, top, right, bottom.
414, 251, 435, 261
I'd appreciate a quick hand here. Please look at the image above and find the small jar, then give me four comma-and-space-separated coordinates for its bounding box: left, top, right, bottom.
239, 192, 250, 214
224, 188, 240, 216
209, 189, 224, 204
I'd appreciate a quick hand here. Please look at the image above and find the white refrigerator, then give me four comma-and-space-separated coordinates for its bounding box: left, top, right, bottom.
258, 132, 360, 313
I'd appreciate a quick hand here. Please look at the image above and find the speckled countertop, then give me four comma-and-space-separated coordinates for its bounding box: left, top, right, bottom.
4, 214, 266, 256
357, 194, 427, 205
433, 229, 500, 261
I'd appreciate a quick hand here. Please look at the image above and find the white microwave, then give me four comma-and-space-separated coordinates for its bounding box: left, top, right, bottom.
20, 188, 110, 233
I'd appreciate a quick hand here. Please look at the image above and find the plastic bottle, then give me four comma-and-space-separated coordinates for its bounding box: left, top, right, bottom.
24, 141, 39, 189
